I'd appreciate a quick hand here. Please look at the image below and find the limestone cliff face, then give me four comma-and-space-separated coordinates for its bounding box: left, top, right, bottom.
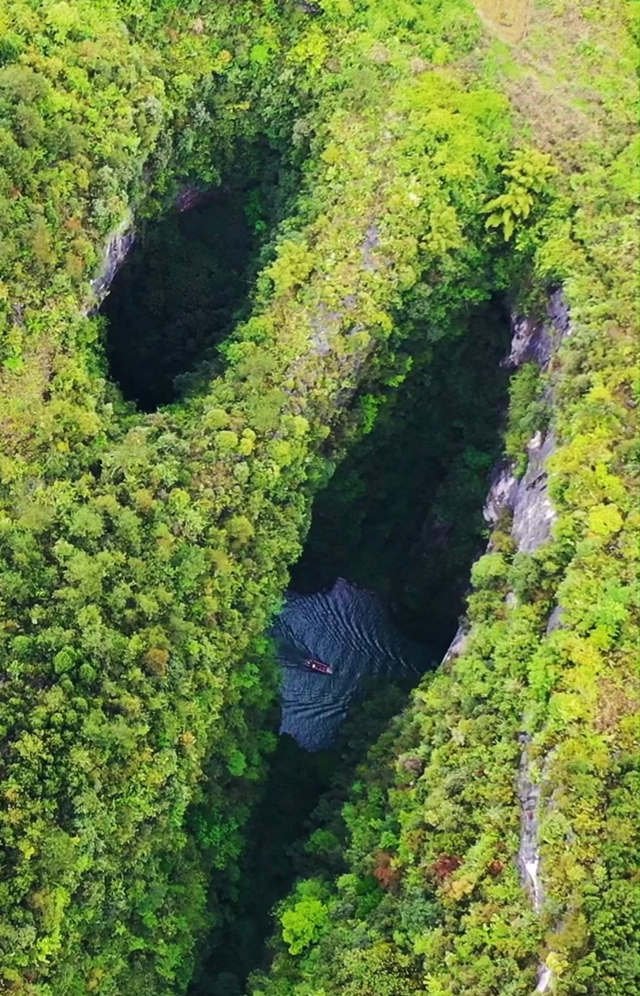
88, 216, 135, 312
497, 292, 570, 993
483, 289, 569, 548
447, 290, 569, 669
443, 290, 571, 994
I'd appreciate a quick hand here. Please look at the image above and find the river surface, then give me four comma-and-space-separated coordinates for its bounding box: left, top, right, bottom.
274, 578, 429, 750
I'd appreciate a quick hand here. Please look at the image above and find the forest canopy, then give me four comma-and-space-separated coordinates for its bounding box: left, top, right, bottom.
0, 1, 638, 995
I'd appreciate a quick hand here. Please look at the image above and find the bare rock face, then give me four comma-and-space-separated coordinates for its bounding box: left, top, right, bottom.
484, 291, 573, 555
546, 604, 564, 634
511, 430, 557, 553
174, 184, 212, 213
89, 218, 135, 311
509, 292, 570, 992
483, 460, 519, 528
535, 965, 554, 993
506, 313, 554, 369
440, 292, 572, 991
88, 183, 222, 313
310, 303, 341, 356
442, 624, 469, 665
516, 734, 544, 912
547, 287, 571, 339
506, 287, 570, 370
360, 223, 381, 272
484, 430, 557, 555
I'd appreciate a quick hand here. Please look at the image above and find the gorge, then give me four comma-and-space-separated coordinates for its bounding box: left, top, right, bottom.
96, 189, 515, 991
0, 3, 637, 996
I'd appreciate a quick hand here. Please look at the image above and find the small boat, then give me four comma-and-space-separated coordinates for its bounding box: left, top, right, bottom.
302, 658, 334, 675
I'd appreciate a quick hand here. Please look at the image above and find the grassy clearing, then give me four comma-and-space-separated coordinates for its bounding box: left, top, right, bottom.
471, 0, 635, 164
473, 0, 532, 42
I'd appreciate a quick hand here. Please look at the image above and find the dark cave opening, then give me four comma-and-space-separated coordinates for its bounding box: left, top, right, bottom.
99, 153, 288, 412
291, 297, 512, 653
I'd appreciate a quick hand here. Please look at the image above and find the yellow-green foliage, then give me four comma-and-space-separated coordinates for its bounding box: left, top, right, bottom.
484, 148, 556, 241
1, 0, 637, 993
252, 3, 640, 996
0, 1, 518, 992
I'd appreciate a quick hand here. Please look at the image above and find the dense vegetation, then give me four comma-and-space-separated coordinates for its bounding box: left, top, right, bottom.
0, 1, 637, 995
191, 295, 511, 996
251, 4, 640, 996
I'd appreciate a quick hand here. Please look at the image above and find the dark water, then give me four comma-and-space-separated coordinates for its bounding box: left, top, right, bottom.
274, 579, 430, 751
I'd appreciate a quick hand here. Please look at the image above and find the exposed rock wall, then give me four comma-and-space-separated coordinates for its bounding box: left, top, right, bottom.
88, 216, 135, 312
87, 184, 220, 314
511, 429, 557, 553
484, 288, 569, 543
495, 292, 570, 993
445, 291, 571, 993
516, 733, 544, 912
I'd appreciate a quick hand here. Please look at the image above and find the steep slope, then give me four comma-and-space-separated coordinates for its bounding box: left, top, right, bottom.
252, 3, 640, 994
0, 2, 535, 993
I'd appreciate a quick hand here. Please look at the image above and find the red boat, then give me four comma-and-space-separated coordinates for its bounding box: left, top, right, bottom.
303, 658, 334, 675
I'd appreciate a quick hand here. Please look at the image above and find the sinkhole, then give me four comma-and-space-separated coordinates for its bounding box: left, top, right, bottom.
100, 153, 287, 411
292, 298, 512, 653
189, 297, 512, 996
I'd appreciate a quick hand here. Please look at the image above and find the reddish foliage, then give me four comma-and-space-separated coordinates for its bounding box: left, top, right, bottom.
488, 859, 505, 877
431, 854, 462, 882
373, 851, 402, 892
